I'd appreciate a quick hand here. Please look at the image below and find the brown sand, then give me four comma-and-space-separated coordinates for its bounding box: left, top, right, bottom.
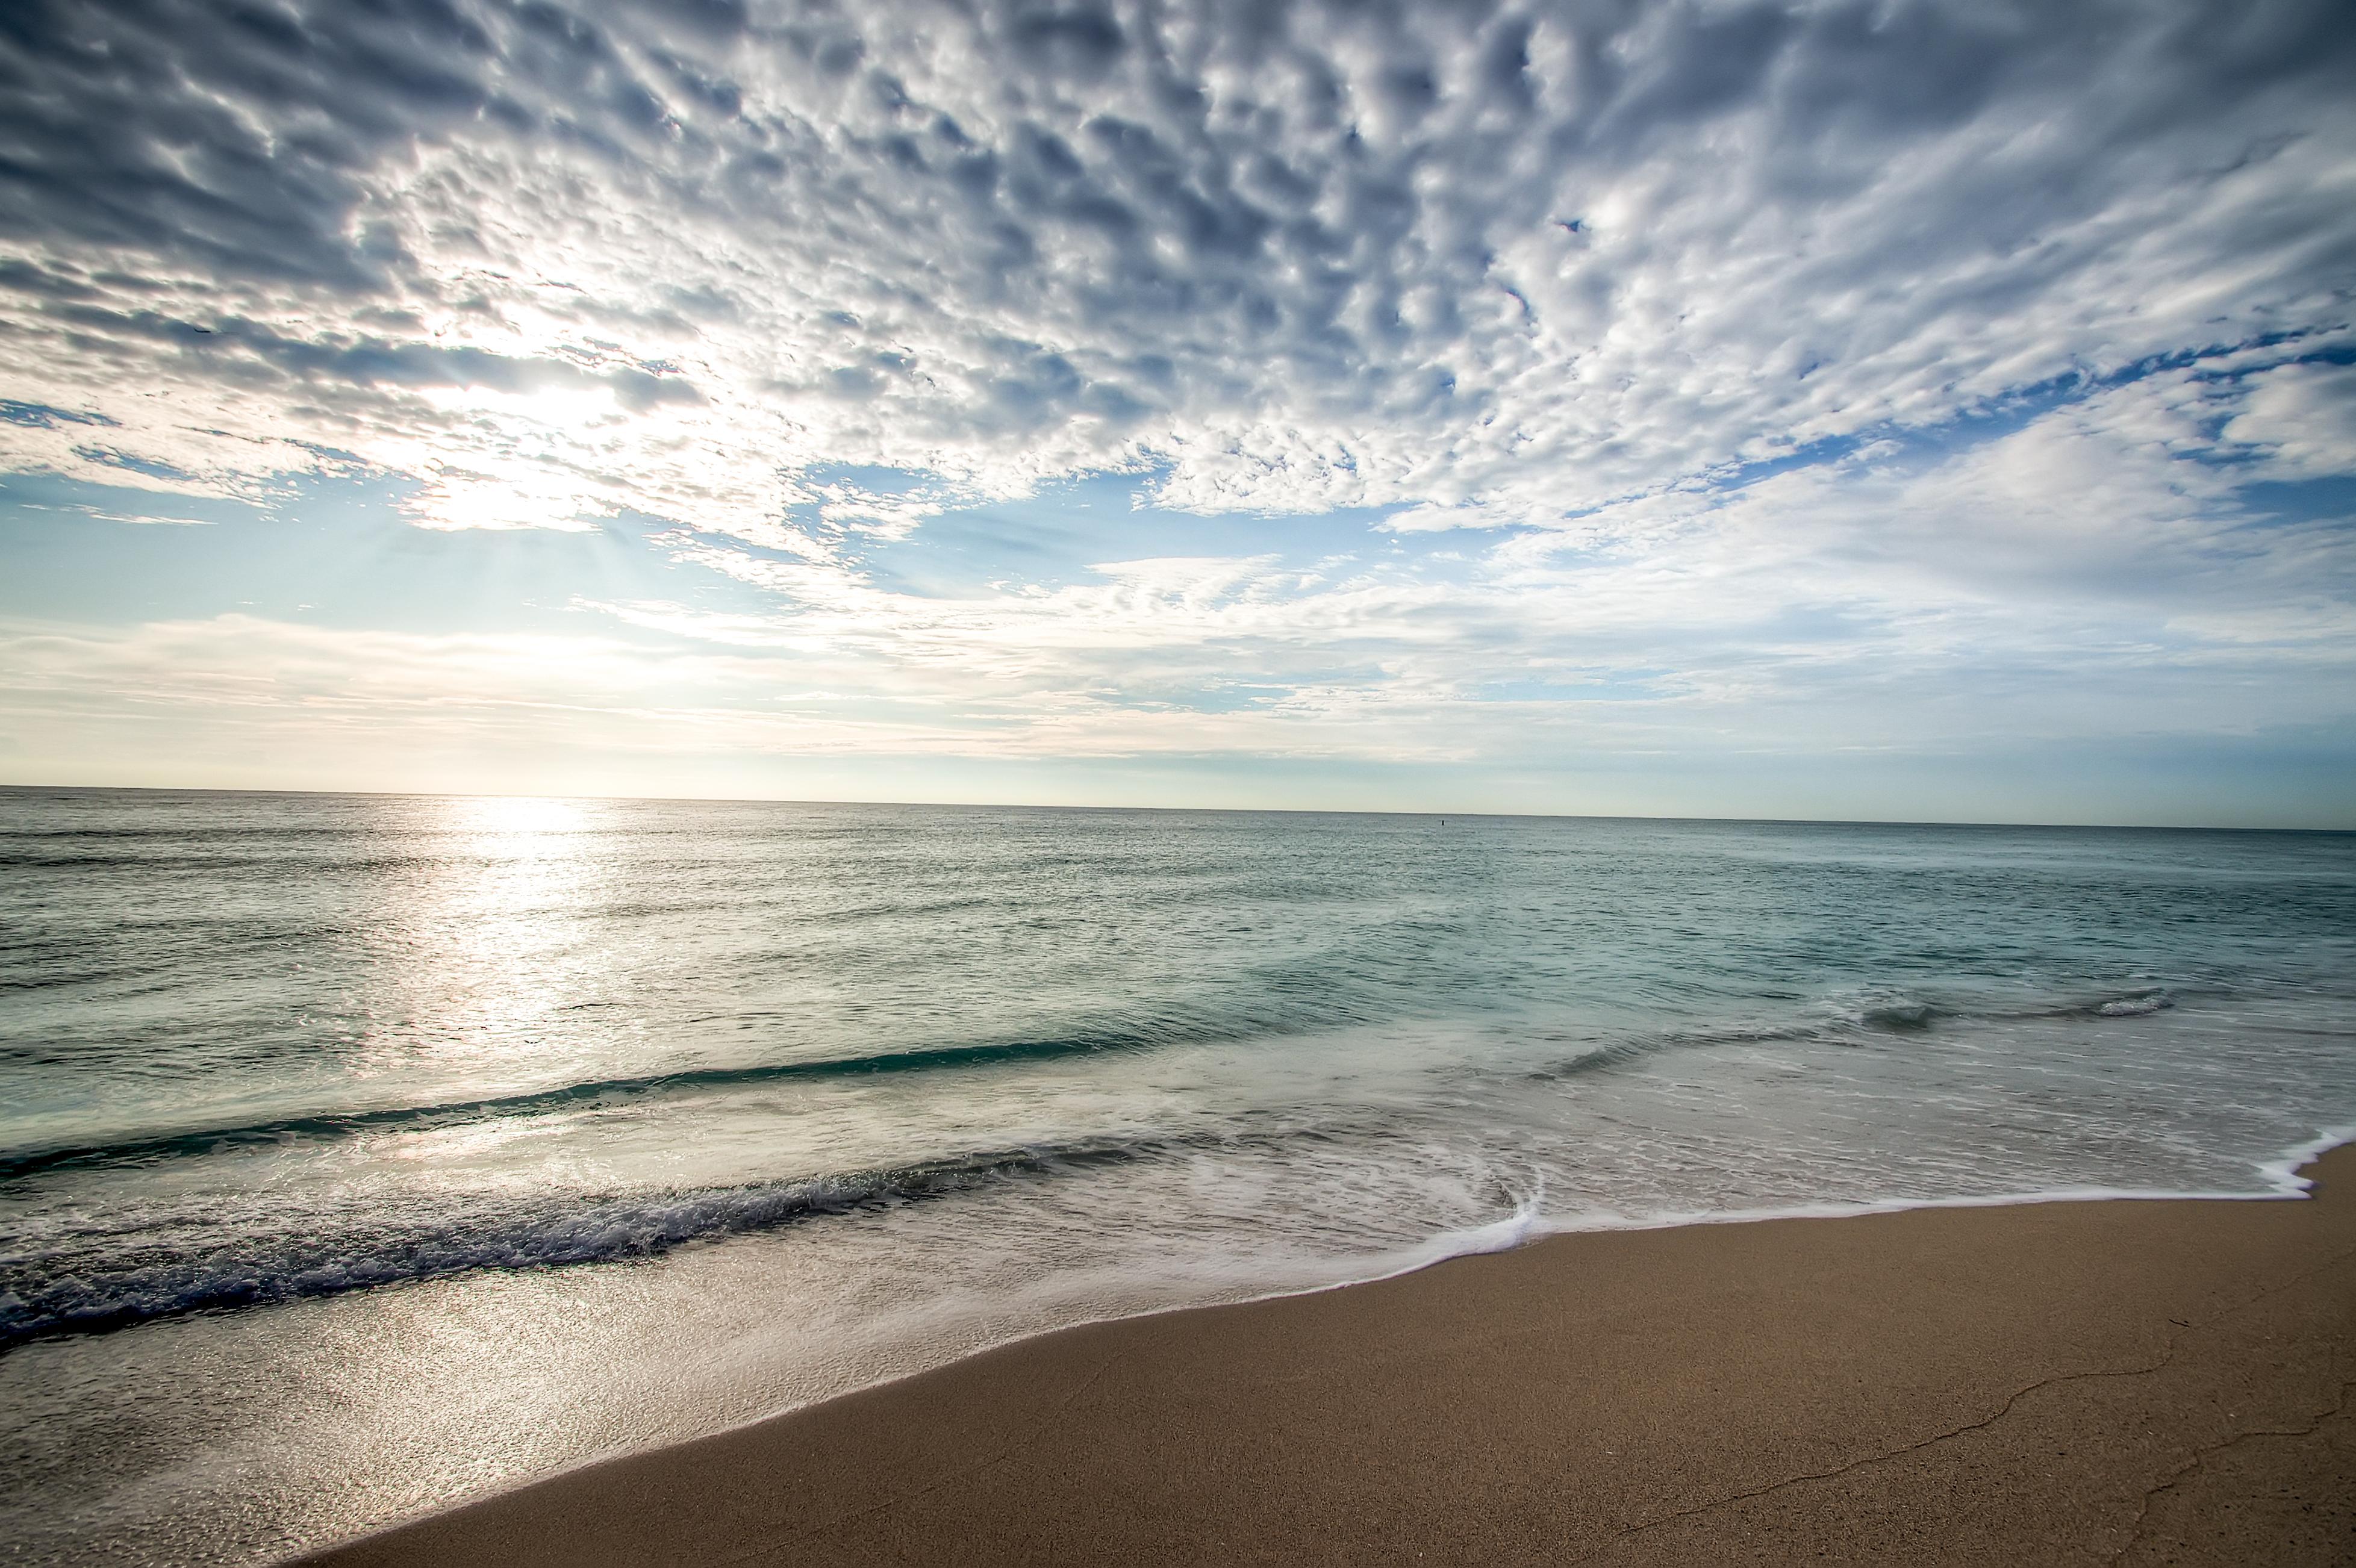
307, 1146, 2356, 1566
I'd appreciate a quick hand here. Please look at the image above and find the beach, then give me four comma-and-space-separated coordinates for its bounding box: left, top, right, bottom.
308, 1142, 2355, 1567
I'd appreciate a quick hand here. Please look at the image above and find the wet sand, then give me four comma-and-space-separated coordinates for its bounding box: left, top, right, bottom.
305, 1145, 2356, 1566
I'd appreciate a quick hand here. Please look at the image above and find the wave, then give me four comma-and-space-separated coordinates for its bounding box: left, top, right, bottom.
0, 981, 2204, 1184
1520, 1020, 1821, 1082
1857, 998, 1937, 1031
0, 821, 361, 839
0, 1020, 1286, 1184
1518, 984, 2189, 1084
1836, 985, 2180, 1033
0, 1136, 1169, 1349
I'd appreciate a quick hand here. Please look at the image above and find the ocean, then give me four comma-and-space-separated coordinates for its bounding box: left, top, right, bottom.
3, 788, 2353, 1564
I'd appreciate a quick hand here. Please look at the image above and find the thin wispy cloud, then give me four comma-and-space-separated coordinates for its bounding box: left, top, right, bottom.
1, 0, 2351, 820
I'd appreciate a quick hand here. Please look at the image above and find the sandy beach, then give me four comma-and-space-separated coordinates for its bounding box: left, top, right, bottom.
302, 1143, 2356, 1567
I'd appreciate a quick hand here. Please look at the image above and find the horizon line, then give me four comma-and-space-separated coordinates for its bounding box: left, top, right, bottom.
3, 780, 2348, 836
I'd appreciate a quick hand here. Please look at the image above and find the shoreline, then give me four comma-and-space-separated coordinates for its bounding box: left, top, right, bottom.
302, 1142, 2356, 1567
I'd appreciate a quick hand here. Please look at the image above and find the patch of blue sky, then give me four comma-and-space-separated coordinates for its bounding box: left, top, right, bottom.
2, 454, 1493, 651
67, 447, 198, 484
2229, 476, 2356, 529
811, 464, 1460, 598
0, 400, 119, 429
1, 470, 251, 527
0, 470, 778, 636
1096, 683, 1289, 715
1476, 674, 1679, 704
793, 462, 938, 497
1665, 334, 2356, 509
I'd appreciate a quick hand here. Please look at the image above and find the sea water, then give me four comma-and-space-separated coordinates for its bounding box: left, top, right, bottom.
2, 789, 2352, 1564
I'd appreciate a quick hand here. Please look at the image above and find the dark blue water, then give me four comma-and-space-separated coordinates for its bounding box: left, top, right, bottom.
4, 789, 2353, 1564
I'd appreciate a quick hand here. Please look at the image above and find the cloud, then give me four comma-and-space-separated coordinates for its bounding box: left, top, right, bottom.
592, 364, 2356, 768
2221, 361, 2356, 477
2, 0, 2351, 535
1, 0, 2351, 817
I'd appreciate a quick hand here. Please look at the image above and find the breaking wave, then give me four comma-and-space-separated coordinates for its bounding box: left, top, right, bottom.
0, 1135, 1176, 1348
0, 1018, 1299, 1184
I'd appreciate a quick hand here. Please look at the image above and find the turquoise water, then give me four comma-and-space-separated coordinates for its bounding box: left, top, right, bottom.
4, 789, 2354, 1563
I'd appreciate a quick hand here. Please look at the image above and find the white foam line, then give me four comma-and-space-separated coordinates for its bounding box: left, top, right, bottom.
2255, 1123, 2356, 1194
1280, 1122, 2356, 1302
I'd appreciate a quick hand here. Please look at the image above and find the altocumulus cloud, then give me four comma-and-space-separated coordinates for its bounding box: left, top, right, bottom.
1, 0, 2353, 816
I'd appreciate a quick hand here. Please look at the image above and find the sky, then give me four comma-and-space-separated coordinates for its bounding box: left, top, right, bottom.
2, 0, 2354, 826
